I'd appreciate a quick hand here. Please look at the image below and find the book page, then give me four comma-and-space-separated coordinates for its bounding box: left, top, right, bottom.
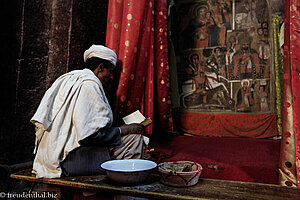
122, 110, 146, 124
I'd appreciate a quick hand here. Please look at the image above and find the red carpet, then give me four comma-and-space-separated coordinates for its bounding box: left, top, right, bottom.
149, 135, 281, 184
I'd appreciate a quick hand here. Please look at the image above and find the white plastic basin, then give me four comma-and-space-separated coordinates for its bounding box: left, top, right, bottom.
101, 159, 157, 184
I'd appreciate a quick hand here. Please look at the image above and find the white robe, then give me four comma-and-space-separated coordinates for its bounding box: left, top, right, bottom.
31, 69, 113, 178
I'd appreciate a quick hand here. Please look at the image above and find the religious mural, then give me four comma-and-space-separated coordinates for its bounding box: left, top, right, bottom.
171, 0, 272, 112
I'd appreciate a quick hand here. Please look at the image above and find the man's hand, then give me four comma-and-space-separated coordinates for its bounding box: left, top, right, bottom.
119, 123, 145, 135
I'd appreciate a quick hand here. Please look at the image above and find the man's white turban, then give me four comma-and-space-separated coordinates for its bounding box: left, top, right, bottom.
83, 45, 117, 66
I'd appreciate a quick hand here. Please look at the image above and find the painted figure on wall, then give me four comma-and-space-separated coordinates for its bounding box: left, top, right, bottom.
205, 10, 221, 47
234, 0, 261, 30
212, 47, 226, 76
212, 0, 231, 29
257, 21, 270, 78
208, 0, 231, 46
182, 5, 210, 49
231, 34, 260, 79
255, 0, 269, 24
186, 53, 201, 76
257, 85, 269, 112
204, 58, 234, 109
190, 71, 208, 105
179, 52, 206, 108
180, 1, 230, 50
245, 0, 258, 26
180, 68, 208, 108
236, 79, 254, 112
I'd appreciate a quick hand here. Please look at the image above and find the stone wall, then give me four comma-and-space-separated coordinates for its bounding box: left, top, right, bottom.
0, 0, 108, 191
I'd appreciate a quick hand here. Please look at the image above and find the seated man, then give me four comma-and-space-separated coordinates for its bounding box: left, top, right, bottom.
31, 45, 146, 178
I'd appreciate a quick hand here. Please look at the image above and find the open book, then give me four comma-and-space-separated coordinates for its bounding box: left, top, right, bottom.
122, 110, 152, 127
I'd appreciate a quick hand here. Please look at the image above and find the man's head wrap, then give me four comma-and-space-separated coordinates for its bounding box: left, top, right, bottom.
83, 45, 117, 66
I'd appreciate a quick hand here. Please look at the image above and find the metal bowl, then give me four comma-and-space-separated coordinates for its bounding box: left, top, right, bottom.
101, 159, 157, 184
158, 161, 202, 187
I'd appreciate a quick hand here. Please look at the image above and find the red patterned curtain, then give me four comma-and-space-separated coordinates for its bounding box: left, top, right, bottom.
279, 0, 300, 187
106, 0, 173, 134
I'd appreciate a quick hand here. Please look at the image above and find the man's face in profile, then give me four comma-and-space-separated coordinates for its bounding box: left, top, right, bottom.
97, 65, 114, 87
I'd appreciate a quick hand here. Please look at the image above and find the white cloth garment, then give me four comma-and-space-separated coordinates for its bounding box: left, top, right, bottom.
31, 69, 113, 178
83, 45, 117, 66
